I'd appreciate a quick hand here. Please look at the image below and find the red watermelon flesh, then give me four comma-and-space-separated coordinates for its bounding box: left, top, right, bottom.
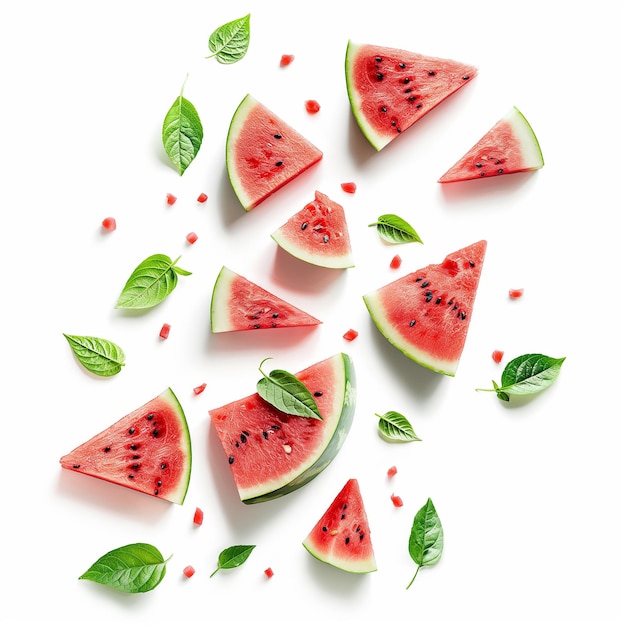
302, 478, 376, 574
209, 353, 355, 504
271, 191, 354, 269
210, 266, 321, 332
439, 106, 544, 183
345, 41, 477, 151
226, 94, 323, 211
60, 388, 191, 505
363, 240, 487, 376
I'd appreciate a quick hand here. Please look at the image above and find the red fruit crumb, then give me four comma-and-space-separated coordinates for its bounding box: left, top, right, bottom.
509, 288, 524, 299
183, 565, 195, 578
390, 254, 402, 269
305, 100, 321, 114
193, 383, 207, 395
159, 323, 171, 339
197, 192, 208, 203
186, 232, 198, 244
343, 328, 358, 341
101, 217, 116, 231
391, 493, 404, 508
341, 182, 357, 194
166, 193, 177, 206
492, 350, 504, 364
279, 54, 294, 67
264, 567, 274, 579
387, 465, 398, 478
193, 507, 204, 526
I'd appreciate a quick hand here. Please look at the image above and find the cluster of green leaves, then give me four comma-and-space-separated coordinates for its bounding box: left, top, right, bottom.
477, 353, 566, 401
162, 14, 251, 175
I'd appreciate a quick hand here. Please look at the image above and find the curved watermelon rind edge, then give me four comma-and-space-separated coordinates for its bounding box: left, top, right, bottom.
270, 230, 356, 270
510, 105, 544, 168
163, 386, 193, 505
242, 353, 356, 504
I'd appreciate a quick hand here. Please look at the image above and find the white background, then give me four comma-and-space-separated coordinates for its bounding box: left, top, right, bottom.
1, 1, 624, 624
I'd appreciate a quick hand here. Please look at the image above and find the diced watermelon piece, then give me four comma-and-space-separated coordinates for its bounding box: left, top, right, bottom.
193, 507, 204, 526
305, 100, 321, 114
492, 350, 504, 364
343, 329, 358, 341
341, 182, 357, 194
390, 254, 402, 269
183, 565, 195, 578
101, 217, 117, 231
280, 54, 294, 67
166, 193, 177, 206
391, 493, 403, 507
509, 288, 524, 299
159, 323, 171, 339
193, 383, 207, 395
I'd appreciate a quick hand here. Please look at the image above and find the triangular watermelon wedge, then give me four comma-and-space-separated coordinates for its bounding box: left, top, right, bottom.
363, 240, 487, 376
302, 478, 377, 574
271, 191, 354, 269
438, 106, 544, 183
345, 41, 477, 151
226, 94, 323, 211
59, 388, 191, 504
210, 266, 322, 332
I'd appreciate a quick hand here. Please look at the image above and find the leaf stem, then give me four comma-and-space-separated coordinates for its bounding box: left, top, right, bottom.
406, 565, 420, 589
209, 566, 219, 578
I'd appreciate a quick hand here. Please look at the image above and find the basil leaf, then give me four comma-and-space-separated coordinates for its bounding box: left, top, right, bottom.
376, 411, 421, 443
162, 76, 203, 176
79, 543, 170, 593
210, 545, 255, 577
407, 498, 444, 589
368, 214, 423, 244
477, 353, 566, 399
115, 254, 191, 310
256, 358, 323, 420
63, 334, 125, 377
206, 14, 251, 64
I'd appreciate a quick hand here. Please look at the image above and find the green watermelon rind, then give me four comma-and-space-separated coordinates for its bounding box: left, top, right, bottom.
241, 353, 356, 505
363, 291, 459, 376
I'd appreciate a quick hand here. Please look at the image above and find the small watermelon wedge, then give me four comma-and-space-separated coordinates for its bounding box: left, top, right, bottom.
271, 191, 354, 269
345, 41, 477, 151
60, 388, 191, 504
209, 353, 355, 504
226, 94, 323, 211
210, 266, 322, 332
302, 478, 376, 574
363, 240, 487, 376
438, 107, 544, 183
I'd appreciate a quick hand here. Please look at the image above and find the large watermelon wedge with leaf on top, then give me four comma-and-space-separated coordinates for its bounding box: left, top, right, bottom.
271, 190, 354, 269
226, 94, 323, 211
302, 478, 377, 574
345, 41, 477, 151
60, 388, 191, 504
210, 265, 322, 332
209, 353, 355, 504
438, 106, 544, 183
364, 241, 487, 376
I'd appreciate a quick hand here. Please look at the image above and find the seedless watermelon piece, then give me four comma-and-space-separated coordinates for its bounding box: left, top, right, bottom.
209, 353, 356, 504
226, 94, 323, 211
60, 388, 191, 504
302, 478, 376, 574
210, 266, 322, 332
271, 191, 354, 269
345, 41, 477, 151
438, 107, 544, 183
363, 240, 487, 376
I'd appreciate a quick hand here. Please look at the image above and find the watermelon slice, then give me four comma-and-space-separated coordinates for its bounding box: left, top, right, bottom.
363, 240, 487, 376
60, 388, 191, 504
345, 41, 477, 151
438, 107, 544, 183
302, 478, 376, 574
271, 191, 354, 269
210, 266, 322, 332
226, 94, 323, 211
209, 353, 355, 504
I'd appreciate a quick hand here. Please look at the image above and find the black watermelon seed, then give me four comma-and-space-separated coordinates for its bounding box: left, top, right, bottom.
436, 296, 442, 304
314, 391, 323, 397
301, 222, 308, 230
240, 434, 247, 443
323, 234, 329, 243
341, 514, 345, 520
416, 103, 422, 109
275, 161, 283, 167
462, 75, 470, 80
498, 169, 504, 174
391, 120, 396, 126
161, 463, 167, 470
469, 260, 475, 267
130, 444, 137, 451
132, 464, 139, 470
428, 70, 436, 76
147, 413, 154, 421
448, 300, 454, 306
154, 489, 159, 495
272, 313, 279, 318
133, 455, 140, 460
128, 428, 135, 435
476, 163, 483, 168
271, 424, 281, 430
381, 106, 387, 113
343, 503, 347, 509
409, 319, 416, 327
152, 429, 159, 437
104, 446, 111, 453
404, 88, 412, 93
408, 96, 416, 102
157, 480, 162, 487
376, 72, 383, 81
399, 62, 406, 68
243, 431, 250, 437
460, 311, 467, 320
421, 280, 430, 288
415, 276, 423, 282
235, 441, 240, 448
453, 304, 458, 310
128, 474, 134, 480
345, 537, 350, 545
262, 431, 268, 440
480, 171, 485, 177
73, 464, 80, 469
271, 323, 277, 327
228, 455, 235, 464
274, 134, 282, 139
403, 77, 410, 84
425, 292, 433, 302
359, 533, 364, 540
322, 526, 328, 532
253, 324, 260, 329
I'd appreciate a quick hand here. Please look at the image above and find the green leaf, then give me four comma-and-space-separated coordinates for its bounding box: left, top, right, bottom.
63, 334, 125, 377
162, 76, 203, 176
368, 214, 423, 244
477, 353, 566, 399
210, 545, 255, 577
206, 14, 250, 64
407, 498, 444, 589
79, 543, 170, 593
115, 254, 191, 310
376, 411, 421, 443
256, 358, 323, 419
